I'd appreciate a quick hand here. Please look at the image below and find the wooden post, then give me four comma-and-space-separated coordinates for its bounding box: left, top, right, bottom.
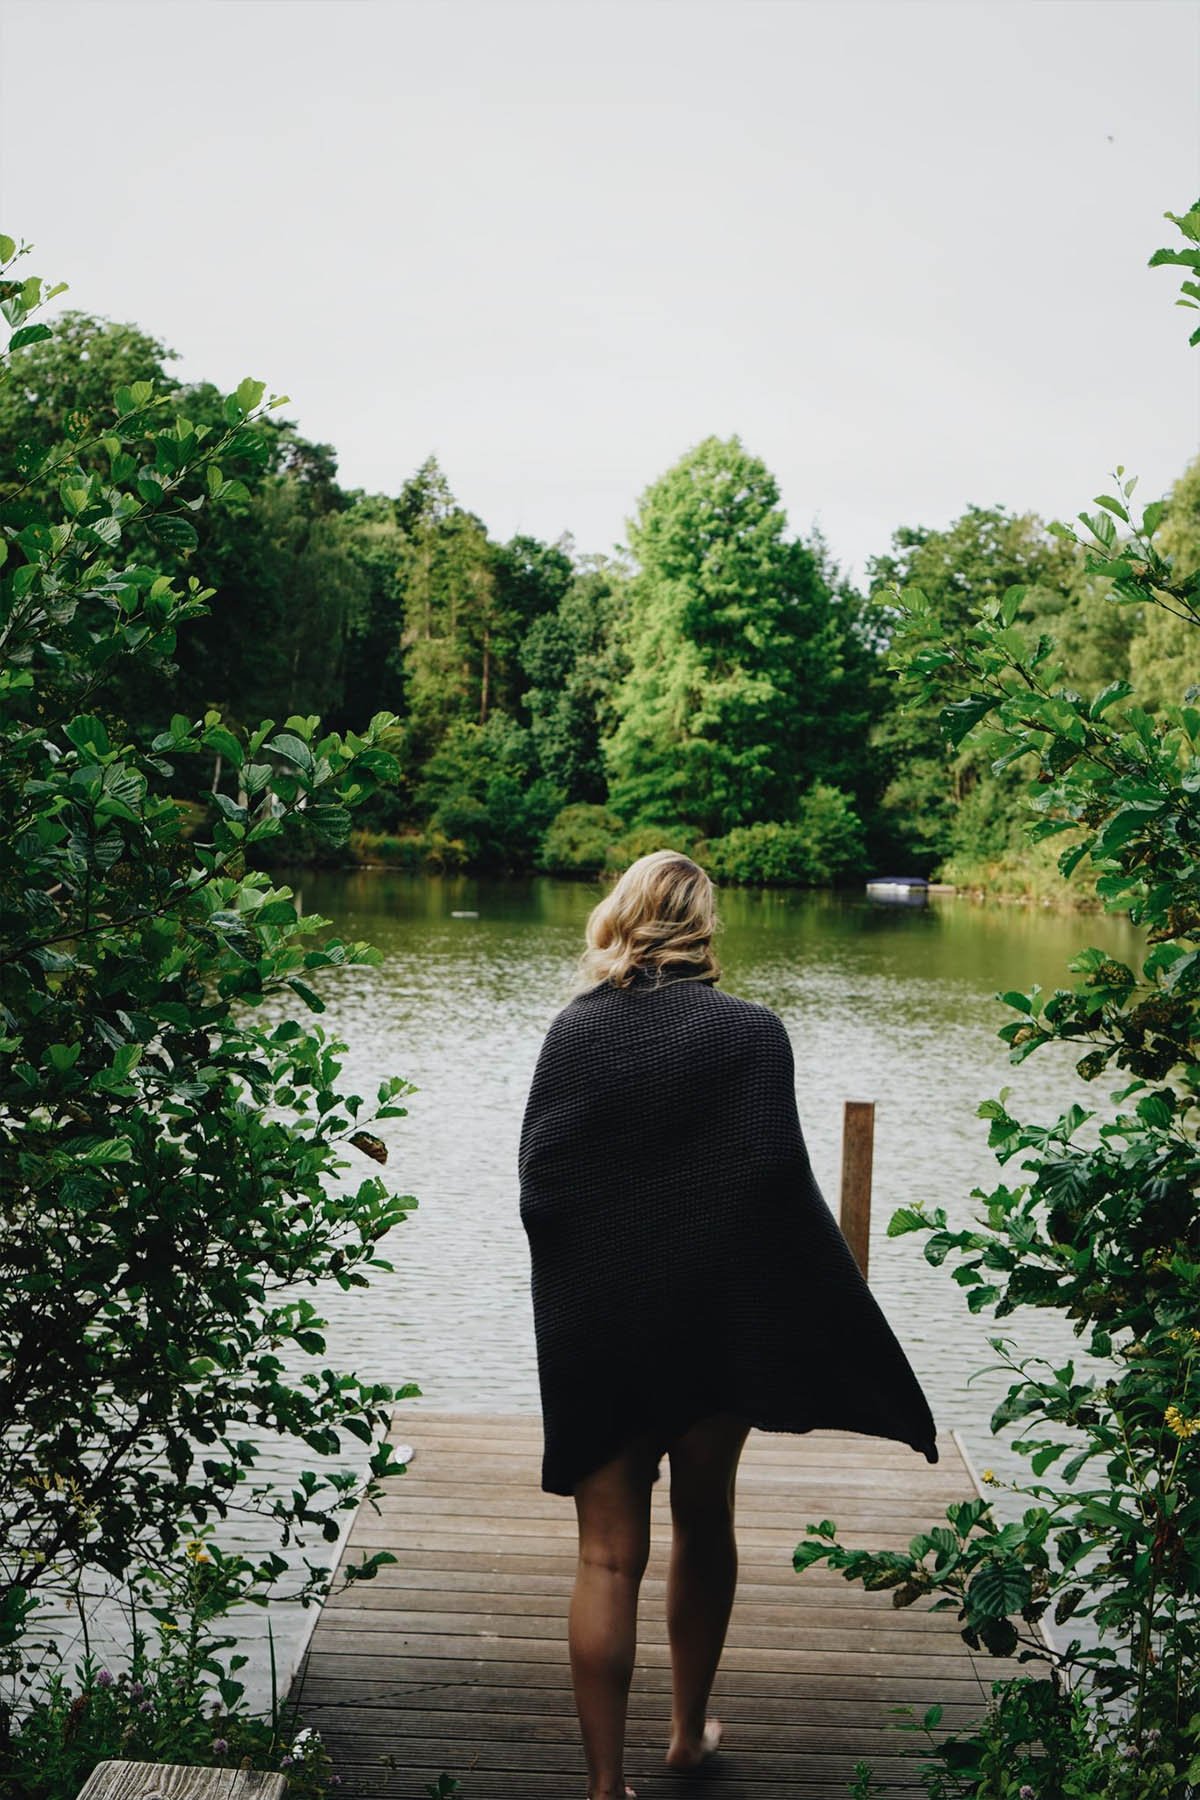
75, 1763, 286, 1800
839, 1099, 875, 1281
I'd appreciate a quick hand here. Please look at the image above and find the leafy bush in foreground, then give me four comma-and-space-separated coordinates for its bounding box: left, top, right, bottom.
0, 235, 416, 1743
795, 204, 1200, 1798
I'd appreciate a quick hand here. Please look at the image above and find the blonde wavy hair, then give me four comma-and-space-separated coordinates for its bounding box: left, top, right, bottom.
577, 850, 722, 991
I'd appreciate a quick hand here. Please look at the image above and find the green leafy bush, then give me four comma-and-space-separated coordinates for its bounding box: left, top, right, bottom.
0, 237, 416, 1731
4, 1535, 339, 1797
537, 803, 627, 875
606, 823, 702, 870
794, 203, 1200, 1797
702, 783, 866, 886
415, 711, 563, 869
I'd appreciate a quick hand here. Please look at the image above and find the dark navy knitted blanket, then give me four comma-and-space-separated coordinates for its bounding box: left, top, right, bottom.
518, 970, 939, 1496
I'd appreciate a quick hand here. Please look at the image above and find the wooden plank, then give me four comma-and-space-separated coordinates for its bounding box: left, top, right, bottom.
75, 1765, 285, 1800
298, 1636, 989, 1677
322, 1588, 957, 1633
313, 1603, 961, 1647
298, 1654, 994, 1703
322, 1764, 928, 1792
290, 1413, 1004, 1796
297, 1688, 985, 1727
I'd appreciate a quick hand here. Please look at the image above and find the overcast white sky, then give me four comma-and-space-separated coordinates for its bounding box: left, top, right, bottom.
2, 0, 1198, 577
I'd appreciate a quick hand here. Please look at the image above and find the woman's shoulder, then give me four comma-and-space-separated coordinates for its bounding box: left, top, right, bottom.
700, 982, 791, 1045
553, 976, 788, 1039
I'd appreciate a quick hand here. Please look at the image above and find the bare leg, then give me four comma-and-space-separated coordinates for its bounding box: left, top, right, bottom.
570, 1432, 658, 1800
664, 1412, 751, 1770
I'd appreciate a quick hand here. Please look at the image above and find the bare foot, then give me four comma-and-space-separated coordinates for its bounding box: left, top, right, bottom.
665, 1716, 722, 1770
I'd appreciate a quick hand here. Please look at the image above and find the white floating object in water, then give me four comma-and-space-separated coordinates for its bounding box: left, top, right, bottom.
866, 876, 929, 906
450, 910, 479, 918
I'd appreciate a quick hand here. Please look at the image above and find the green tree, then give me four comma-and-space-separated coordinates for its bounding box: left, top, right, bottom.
521, 556, 631, 802
490, 532, 574, 721
335, 491, 410, 718
414, 711, 563, 869
603, 435, 848, 835
866, 505, 1132, 873
0, 312, 179, 484
395, 457, 498, 748
0, 313, 374, 748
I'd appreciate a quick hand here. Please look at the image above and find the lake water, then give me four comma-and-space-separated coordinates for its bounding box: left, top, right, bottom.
301, 869, 1138, 1436
42, 872, 1142, 1711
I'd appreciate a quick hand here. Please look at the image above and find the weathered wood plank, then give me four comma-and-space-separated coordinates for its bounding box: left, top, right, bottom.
299, 1654, 993, 1702
75, 1764, 285, 1800
298, 1688, 986, 1727
291, 1414, 1004, 1796
322, 1588, 956, 1632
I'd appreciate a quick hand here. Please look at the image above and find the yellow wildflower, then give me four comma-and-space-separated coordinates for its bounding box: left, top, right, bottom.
981, 1469, 998, 1485
1165, 1405, 1200, 1439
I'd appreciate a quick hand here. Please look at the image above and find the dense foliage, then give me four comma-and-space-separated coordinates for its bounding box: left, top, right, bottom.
601, 435, 875, 836
0, 237, 417, 1788
6, 294, 1194, 893
795, 204, 1200, 1798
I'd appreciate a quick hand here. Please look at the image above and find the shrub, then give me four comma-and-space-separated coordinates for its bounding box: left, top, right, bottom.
603, 822, 702, 871
702, 783, 866, 886
537, 803, 627, 875
3, 1535, 337, 1797
415, 712, 563, 869
794, 202, 1200, 1796
0, 241, 413, 1703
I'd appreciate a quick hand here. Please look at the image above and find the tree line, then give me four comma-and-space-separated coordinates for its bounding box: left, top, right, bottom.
3, 312, 1195, 889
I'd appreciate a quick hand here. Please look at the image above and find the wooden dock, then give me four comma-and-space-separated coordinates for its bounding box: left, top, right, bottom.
292, 1411, 1012, 1798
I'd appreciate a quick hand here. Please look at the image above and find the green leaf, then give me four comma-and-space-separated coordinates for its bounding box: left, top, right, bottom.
1089, 679, 1133, 718
8, 323, 52, 351
76, 1137, 135, 1165
1030, 1442, 1067, 1476
887, 1206, 931, 1237
266, 731, 315, 772
966, 1284, 1000, 1312
202, 725, 244, 767
966, 1558, 1031, 1621
0, 234, 15, 262
64, 715, 112, 756
236, 377, 266, 413
150, 514, 199, 553
287, 979, 326, 1013
940, 695, 995, 746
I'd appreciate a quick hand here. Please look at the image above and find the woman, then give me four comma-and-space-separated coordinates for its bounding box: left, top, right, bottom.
518, 851, 937, 1800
